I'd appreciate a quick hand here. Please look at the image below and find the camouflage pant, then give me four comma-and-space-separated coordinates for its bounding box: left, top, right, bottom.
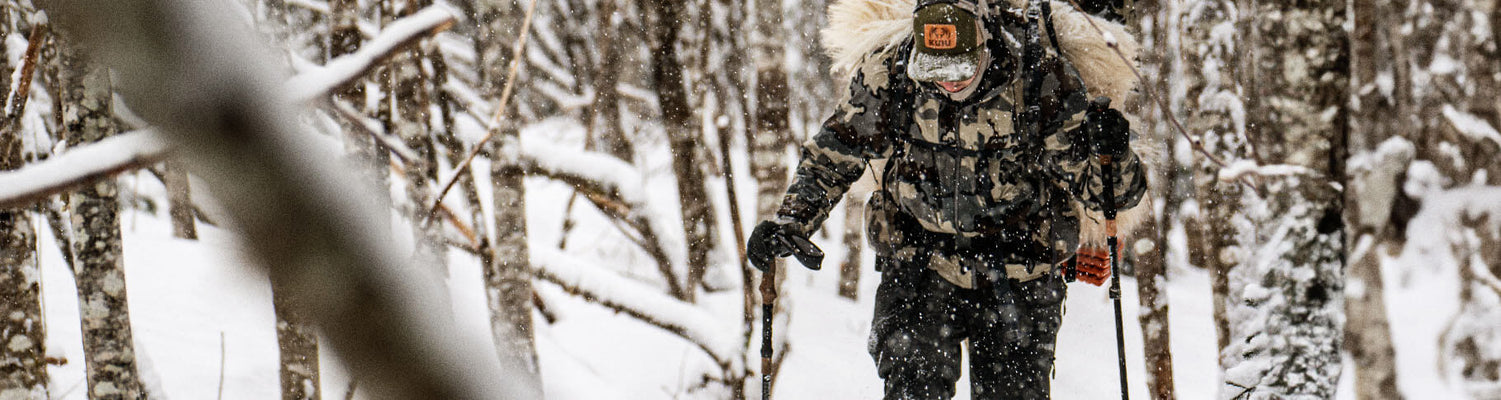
869, 255, 1067, 400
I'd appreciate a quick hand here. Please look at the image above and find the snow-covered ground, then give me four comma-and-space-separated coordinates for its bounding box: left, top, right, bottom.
34, 132, 1480, 399
29, 199, 1270, 399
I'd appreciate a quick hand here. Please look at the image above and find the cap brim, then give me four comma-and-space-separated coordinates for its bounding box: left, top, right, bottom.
907, 47, 982, 82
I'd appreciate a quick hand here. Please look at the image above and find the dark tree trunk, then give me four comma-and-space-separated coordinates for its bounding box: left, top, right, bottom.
274, 291, 320, 400
0, 22, 46, 392
646, 0, 712, 302
164, 162, 196, 240
590, 0, 632, 162
838, 196, 862, 300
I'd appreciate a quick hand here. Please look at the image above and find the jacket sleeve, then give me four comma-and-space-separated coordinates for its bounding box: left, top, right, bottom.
1036, 56, 1147, 212
775, 47, 905, 235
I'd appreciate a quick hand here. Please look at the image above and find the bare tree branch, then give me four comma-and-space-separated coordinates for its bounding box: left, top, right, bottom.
330, 100, 420, 163
429, 0, 540, 219
3, 22, 46, 121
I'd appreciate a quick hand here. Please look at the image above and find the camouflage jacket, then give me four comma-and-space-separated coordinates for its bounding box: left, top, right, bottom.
777, 20, 1147, 284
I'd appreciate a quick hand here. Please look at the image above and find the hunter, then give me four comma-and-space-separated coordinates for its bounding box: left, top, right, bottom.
747, 0, 1149, 398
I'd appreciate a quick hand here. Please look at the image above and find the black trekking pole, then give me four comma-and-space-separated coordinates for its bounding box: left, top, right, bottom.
760, 264, 777, 400
750, 222, 822, 400
1094, 98, 1130, 400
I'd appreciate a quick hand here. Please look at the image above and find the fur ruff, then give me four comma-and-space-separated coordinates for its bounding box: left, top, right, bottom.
824, 0, 1160, 247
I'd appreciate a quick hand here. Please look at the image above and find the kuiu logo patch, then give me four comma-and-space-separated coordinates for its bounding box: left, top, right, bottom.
924, 24, 957, 49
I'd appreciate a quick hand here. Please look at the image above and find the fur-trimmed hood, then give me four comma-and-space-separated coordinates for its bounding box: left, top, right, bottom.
823, 0, 1161, 248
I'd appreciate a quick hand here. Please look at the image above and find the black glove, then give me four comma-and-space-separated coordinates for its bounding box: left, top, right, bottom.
1086, 97, 1131, 158
747, 219, 824, 272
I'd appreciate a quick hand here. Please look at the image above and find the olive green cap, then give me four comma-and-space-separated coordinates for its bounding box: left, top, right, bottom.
908, 2, 984, 82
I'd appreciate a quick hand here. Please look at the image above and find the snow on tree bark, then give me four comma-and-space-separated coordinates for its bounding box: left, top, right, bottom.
0, 21, 47, 393
1215, 0, 1349, 397
54, 41, 148, 400
1179, 0, 1244, 356
1444, 212, 1501, 399
1402, 0, 1501, 185
474, 1, 542, 398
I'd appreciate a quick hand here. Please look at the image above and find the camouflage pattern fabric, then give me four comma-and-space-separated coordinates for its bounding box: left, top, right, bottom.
776, 17, 1146, 285
869, 256, 1067, 399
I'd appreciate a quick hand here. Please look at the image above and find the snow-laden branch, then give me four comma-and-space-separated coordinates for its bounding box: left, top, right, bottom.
531, 248, 738, 367
520, 139, 645, 206
283, 0, 330, 14
285, 5, 457, 103
517, 142, 685, 298
0, 130, 170, 209
1216, 159, 1319, 183
1441, 105, 1501, 147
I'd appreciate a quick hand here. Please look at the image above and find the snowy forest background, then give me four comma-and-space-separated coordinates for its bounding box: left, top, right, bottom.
0, 0, 1498, 398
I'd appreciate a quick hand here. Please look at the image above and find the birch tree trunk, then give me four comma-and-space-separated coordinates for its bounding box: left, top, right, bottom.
1131, 1, 1176, 397
0, 173, 45, 400
1344, 1, 1405, 397
475, 1, 542, 397
0, 198, 44, 399
749, 0, 789, 225
55, 41, 148, 400
0, 21, 46, 393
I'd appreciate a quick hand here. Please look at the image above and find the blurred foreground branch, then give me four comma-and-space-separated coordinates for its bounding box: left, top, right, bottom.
39, 0, 523, 398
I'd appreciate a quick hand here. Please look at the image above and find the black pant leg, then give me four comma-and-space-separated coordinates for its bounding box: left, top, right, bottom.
968, 274, 1067, 400
870, 257, 965, 400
